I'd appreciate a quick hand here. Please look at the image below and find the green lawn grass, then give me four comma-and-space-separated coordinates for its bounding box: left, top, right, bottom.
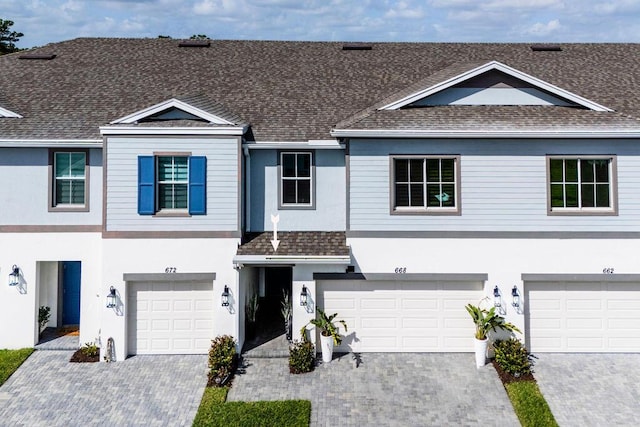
0, 348, 34, 386
193, 387, 311, 427
505, 380, 558, 427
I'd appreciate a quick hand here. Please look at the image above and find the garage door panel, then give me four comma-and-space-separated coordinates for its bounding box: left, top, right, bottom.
403, 299, 437, 310
127, 281, 214, 355
318, 279, 482, 352
403, 318, 438, 328
527, 281, 640, 353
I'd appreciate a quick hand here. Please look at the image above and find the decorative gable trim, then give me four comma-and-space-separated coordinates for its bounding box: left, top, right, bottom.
0, 106, 22, 118
379, 61, 613, 112
110, 98, 236, 125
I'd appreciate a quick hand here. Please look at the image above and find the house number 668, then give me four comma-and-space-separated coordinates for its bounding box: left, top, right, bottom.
394, 267, 407, 274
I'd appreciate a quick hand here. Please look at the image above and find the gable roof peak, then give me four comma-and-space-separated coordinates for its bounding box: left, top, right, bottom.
110, 96, 241, 126
379, 60, 613, 112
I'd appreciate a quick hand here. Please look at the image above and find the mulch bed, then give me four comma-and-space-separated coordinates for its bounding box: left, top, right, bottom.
70, 348, 100, 363
491, 359, 535, 384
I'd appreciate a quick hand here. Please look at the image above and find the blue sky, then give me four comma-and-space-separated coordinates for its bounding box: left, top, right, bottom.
3, 0, 640, 48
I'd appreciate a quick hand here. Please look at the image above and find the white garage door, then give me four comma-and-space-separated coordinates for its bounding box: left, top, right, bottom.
127, 281, 214, 355
317, 280, 483, 352
527, 281, 640, 352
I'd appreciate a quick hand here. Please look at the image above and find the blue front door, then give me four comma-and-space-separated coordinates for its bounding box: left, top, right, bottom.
62, 261, 81, 325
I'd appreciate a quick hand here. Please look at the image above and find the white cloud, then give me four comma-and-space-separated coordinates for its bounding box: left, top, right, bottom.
3, 0, 640, 48
524, 19, 561, 36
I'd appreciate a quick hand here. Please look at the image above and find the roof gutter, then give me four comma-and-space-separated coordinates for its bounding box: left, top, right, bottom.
99, 126, 247, 136
233, 254, 351, 268
0, 139, 103, 148
330, 129, 640, 139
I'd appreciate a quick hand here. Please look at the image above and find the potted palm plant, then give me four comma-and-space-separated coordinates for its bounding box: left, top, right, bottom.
465, 303, 521, 368
301, 308, 347, 363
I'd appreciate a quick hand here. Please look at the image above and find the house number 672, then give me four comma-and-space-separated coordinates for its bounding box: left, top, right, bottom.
165, 267, 177, 273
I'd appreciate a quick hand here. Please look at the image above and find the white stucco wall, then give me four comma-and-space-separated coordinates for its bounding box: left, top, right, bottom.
0, 233, 102, 349
100, 238, 240, 361
348, 237, 640, 342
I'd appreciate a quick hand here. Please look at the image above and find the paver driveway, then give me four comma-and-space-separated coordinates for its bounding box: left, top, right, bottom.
0, 350, 207, 427
535, 353, 640, 427
228, 353, 519, 426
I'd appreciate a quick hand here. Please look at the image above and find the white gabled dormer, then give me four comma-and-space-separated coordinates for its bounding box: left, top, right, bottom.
0, 105, 22, 118
379, 61, 613, 112
110, 97, 237, 125
101, 96, 247, 136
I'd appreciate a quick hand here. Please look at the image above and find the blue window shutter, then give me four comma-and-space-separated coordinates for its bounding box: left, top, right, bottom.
189, 156, 206, 215
138, 156, 155, 215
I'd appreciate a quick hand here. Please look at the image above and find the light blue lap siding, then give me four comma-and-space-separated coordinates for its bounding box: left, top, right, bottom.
106, 136, 239, 232
349, 138, 640, 232
0, 147, 102, 226
249, 149, 346, 231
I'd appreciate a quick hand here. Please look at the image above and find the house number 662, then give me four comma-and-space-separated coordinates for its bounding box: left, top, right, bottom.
603, 267, 614, 274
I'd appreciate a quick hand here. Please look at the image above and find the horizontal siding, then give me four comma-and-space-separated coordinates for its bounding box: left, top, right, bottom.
106, 136, 239, 231
0, 147, 102, 226
349, 138, 640, 232
248, 149, 346, 231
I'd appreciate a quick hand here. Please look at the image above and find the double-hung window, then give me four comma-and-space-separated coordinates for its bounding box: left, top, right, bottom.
279, 151, 314, 208
50, 150, 89, 211
548, 156, 617, 215
138, 154, 206, 215
392, 155, 460, 214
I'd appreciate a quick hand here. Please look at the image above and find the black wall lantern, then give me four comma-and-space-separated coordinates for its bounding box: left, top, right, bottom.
300, 285, 308, 306
106, 286, 117, 308
511, 285, 521, 308
493, 286, 501, 308
8, 265, 20, 286
221, 285, 230, 307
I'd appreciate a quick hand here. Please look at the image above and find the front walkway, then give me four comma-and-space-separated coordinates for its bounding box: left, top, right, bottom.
0, 351, 207, 426
228, 353, 519, 426
535, 353, 640, 427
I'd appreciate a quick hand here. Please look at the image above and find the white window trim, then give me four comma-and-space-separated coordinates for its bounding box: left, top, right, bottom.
156, 155, 189, 213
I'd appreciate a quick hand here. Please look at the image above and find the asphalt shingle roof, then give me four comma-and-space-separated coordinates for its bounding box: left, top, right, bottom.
1, 39, 640, 141
236, 232, 349, 257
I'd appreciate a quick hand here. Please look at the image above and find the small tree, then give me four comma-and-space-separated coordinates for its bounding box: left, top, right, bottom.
0, 19, 24, 54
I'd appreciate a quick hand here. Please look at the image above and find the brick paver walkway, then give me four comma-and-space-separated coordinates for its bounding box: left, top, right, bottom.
0, 351, 207, 427
535, 353, 640, 427
228, 352, 519, 426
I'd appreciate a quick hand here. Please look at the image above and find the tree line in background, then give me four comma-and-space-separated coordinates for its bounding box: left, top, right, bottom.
0, 19, 23, 54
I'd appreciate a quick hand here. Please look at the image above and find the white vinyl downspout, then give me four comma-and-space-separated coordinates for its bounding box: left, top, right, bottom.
243, 146, 251, 232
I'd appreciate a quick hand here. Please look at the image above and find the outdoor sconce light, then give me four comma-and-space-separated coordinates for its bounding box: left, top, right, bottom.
511, 285, 521, 308
221, 285, 230, 307
106, 286, 117, 308
493, 286, 501, 308
8, 265, 20, 286
300, 285, 308, 306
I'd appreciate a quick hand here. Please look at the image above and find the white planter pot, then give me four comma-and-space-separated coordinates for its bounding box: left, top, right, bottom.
474, 338, 489, 368
320, 334, 334, 363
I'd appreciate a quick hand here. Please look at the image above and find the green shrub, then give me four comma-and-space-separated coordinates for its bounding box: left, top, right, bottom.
208, 335, 237, 387
494, 338, 533, 377
289, 340, 315, 374
80, 342, 99, 358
